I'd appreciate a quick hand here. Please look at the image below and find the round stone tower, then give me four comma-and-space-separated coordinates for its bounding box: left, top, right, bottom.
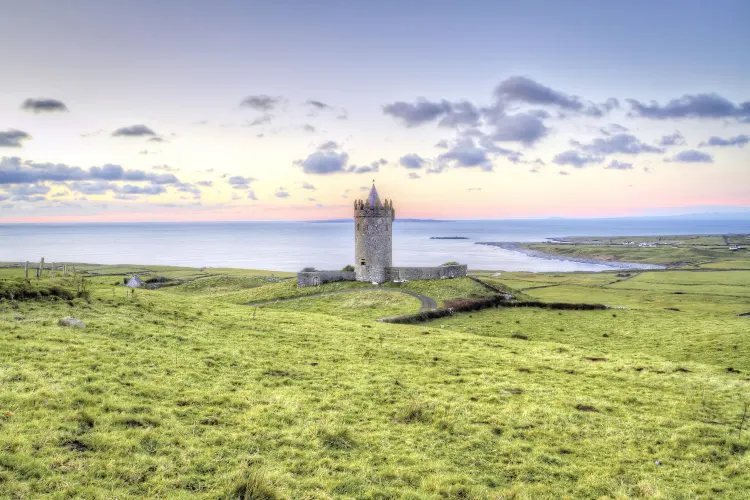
354, 183, 395, 283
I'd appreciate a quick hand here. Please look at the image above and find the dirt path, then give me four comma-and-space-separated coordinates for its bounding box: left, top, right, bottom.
246, 287, 438, 312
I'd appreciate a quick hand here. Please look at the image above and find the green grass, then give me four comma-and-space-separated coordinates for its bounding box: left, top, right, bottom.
522, 233, 750, 268
1, 258, 749, 498
259, 290, 422, 321
161, 276, 271, 295
383, 277, 495, 306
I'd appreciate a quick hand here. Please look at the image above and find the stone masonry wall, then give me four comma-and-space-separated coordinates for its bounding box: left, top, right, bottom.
297, 271, 356, 288
385, 264, 467, 281
354, 210, 393, 283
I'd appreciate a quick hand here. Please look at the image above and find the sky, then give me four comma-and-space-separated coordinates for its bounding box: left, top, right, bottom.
1, 0, 749, 222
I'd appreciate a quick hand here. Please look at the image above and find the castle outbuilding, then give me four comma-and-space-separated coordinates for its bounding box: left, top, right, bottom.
297, 183, 467, 288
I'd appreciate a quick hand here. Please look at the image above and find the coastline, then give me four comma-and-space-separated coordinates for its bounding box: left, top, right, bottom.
476, 242, 666, 270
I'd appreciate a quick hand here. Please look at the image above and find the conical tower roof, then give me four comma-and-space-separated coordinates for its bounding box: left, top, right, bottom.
366, 182, 381, 207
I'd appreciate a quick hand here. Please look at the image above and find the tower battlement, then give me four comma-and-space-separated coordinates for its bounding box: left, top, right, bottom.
353, 198, 395, 220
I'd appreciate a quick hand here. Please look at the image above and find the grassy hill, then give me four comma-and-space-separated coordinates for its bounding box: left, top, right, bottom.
0, 260, 748, 498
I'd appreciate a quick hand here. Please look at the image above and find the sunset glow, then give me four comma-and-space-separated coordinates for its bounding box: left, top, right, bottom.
1, 1, 748, 223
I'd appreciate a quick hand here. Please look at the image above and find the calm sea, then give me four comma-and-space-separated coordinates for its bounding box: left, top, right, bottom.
0, 219, 747, 272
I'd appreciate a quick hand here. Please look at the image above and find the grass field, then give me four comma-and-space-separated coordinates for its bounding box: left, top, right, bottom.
1, 253, 749, 498
522, 233, 750, 268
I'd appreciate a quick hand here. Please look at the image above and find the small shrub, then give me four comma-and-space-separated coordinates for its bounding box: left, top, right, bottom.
341, 265, 355, 272
441, 261, 459, 266
300, 267, 316, 272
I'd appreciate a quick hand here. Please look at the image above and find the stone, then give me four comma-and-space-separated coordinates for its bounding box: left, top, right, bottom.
58, 317, 86, 328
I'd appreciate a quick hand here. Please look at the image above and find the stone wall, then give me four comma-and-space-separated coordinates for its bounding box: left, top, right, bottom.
385, 264, 467, 281
297, 271, 356, 288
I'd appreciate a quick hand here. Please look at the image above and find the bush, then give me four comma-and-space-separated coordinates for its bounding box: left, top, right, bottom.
300, 267, 316, 272
341, 265, 355, 272
441, 261, 459, 266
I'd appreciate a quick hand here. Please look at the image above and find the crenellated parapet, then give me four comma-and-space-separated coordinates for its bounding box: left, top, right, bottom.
354, 198, 395, 220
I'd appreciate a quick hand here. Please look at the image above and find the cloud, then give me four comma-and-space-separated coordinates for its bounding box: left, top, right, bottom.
294, 151, 349, 175
153, 164, 179, 172
604, 160, 634, 170
438, 138, 492, 171
435, 139, 449, 149
175, 182, 202, 199
666, 150, 714, 163
197, 180, 213, 187
399, 153, 426, 170
301, 124, 316, 133
383, 99, 451, 127
227, 176, 258, 190
275, 190, 290, 198
112, 125, 156, 137
493, 76, 615, 116
600, 123, 629, 135
247, 190, 258, 200
552, 150, 603, 167
559, 171, 570, 176
67, 181, 114, 194
573, 134, 664, 155
0, 130, 32, 148
11, 195, 47, 202
147, 137, 165, 143
317, 141, 339, 151
490, 113, 548, 145
246, 114, 274, 127
240, 95, 283, 111
80, 129, 104, 138
658, 131, 686, 147
627, 93, 750, 120
468, 187, 482, 191
494, 76, 582, 111
348, 159, 385, 174
699, 135, 749, 148
115, 184, 166, 195
308, 197, 317, 201
0, 157, 180, 185
21, 98, 68, 113
383, 98, 480, 128
438, 101, 481, 128
302, 182, 316, 190
6, 184, 51, 196
306, 100, 332, 110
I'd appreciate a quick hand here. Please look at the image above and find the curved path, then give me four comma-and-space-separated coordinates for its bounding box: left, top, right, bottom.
246, 287, 437, 312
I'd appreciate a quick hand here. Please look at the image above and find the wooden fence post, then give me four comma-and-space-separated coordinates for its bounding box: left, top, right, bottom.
39, 257, 45, 279
24, 261, 29, 280
51, 262, 56, 279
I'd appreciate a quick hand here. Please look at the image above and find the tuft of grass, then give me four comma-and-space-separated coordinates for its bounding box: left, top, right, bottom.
318, 426, 356, 450
229, 470, 279, 500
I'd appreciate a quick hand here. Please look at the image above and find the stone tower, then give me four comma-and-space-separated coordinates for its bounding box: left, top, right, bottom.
354, 183, 395, 283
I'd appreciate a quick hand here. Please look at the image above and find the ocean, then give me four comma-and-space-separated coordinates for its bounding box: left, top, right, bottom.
0, 218, 747, 272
